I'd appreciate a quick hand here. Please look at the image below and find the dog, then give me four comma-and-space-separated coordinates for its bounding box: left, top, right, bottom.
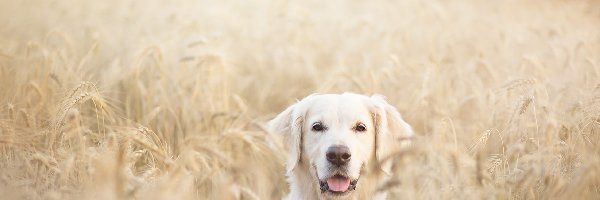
268, 93, 413, 200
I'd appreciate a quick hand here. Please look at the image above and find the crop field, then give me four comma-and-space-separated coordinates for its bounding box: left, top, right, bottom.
0, 0, 599, 199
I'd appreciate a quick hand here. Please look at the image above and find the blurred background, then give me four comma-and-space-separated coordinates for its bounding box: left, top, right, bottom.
0, 0, 599, 199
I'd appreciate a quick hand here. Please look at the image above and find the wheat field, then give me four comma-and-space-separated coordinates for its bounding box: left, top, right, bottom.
0, 0, 599, 199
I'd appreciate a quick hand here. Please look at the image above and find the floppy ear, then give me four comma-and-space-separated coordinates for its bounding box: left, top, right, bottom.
371, 95, 414, 175
267, 101, 305, 174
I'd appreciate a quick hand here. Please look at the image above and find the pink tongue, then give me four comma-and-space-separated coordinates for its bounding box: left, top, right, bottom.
326, 177, 351, 192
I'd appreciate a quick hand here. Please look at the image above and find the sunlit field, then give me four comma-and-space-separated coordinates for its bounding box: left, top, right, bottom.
1, 0, 599, 199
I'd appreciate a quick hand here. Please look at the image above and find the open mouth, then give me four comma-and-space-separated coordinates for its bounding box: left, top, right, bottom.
319, 174, 358, 195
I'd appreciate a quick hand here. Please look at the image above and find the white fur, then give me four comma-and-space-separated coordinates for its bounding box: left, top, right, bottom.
268, 93, 413, 200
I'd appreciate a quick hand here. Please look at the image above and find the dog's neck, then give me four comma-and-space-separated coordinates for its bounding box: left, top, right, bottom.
285, 163, 388, 200
286, 163, 320, 200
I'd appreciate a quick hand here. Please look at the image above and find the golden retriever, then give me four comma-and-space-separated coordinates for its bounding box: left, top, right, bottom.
268, 93, 413, 200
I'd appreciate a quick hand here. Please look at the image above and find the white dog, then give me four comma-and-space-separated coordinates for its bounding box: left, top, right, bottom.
268, 93, 413, 200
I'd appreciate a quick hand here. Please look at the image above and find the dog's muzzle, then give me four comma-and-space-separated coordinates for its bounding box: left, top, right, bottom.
313, 164, 360, 194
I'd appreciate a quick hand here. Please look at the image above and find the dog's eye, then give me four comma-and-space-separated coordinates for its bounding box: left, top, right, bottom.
312, 122, 326, 132
354, 122, 367, 132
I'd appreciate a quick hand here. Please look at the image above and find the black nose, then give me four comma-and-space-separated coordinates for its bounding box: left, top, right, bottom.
326, 145, 351, 166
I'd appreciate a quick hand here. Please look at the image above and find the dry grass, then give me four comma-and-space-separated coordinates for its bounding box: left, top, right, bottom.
1, 0, 600, 199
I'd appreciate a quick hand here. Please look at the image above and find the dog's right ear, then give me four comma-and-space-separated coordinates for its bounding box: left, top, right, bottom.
370, 95, 414, 175
267, 101, 306, 174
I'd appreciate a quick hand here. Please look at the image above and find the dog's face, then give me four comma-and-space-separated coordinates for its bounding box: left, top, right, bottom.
302, 94, 375, 197
268, 93, 413, 199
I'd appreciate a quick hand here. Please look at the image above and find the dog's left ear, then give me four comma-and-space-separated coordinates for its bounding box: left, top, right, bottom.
267, 99, 308, 174
370, 95, 414, 175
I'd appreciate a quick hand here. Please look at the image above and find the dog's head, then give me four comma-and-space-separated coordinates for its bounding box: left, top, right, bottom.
268, 93, 413, 198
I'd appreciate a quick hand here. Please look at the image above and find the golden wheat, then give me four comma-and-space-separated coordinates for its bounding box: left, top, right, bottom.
0, 0, 599, 199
